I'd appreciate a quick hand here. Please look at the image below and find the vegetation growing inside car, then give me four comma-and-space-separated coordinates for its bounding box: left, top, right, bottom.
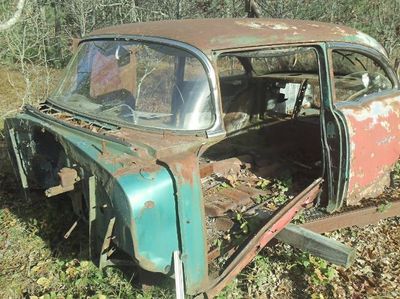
201, 46, 325, 280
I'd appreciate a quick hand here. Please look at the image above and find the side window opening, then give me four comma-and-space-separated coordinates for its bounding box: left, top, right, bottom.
217, 56, 249, 110
202, 47, 324, 229
217, 47, 321, 134
251, 47, 320, 116
217, 56, 246, 78
332, 50, 393, 102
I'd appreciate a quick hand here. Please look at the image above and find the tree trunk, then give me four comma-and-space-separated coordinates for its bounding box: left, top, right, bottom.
245, 0, 262, 18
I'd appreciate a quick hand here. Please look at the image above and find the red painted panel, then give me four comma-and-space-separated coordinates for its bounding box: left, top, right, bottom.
339, 94, 400, 204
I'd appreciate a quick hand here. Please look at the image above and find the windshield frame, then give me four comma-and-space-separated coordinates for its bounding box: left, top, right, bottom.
48, 35, 223, 137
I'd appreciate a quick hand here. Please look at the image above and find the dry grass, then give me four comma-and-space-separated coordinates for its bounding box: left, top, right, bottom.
0, 65, 61, 129
0, 142, 172, 298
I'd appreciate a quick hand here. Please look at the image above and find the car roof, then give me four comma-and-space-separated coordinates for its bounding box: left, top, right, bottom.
88, 18, 386, 57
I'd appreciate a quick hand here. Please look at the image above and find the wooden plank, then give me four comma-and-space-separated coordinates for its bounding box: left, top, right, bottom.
275, 223, 355, 268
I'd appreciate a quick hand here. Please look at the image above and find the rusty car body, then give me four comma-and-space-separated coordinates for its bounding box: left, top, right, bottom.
4, 18, 400, 297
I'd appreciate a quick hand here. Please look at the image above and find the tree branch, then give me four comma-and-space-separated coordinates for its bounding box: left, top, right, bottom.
0, 0, 26, 31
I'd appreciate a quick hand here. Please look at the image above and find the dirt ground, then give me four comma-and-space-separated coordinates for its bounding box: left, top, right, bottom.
0, 66, 399, 298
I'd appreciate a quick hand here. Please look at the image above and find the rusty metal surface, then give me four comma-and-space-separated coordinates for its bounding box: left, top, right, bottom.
199, 155, 252, 178
106, 127, 208, 160
204, 188, 254, 217
6, 107, 182, 275
160, 153, 209, 294
236, 184, 270, 198
339, 94, 400, 204
301, 199, 400, 233
59, 168, 79, 188
40, 103, 209, 163
88, 18, 385, 57
45, 167, 80, 197
203, 178, 323, 297
219, 188, 253, 205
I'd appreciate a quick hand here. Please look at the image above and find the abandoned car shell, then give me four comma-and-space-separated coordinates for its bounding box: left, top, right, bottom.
4, 18, 400, 297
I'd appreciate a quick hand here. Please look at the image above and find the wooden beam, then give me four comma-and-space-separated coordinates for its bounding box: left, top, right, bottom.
275, 223, 355, 268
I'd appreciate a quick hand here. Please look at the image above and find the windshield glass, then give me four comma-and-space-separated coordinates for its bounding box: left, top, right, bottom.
52, 40, 214, 131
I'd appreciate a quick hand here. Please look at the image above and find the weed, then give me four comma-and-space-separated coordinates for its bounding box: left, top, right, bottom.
378, 201, 392, 213
235, 211, 249, 234
217, 181, 231, 190
392, 161, 400, 187
297, 253, 338, 286
256, 178, 271, 190
293, 211, 306, 224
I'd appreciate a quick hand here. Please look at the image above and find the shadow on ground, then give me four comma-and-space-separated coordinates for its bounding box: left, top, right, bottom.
0, 136, 88, 261
0, 135, 174, 298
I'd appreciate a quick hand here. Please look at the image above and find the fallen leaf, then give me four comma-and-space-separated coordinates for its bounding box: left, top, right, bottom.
36, 277, 50, 288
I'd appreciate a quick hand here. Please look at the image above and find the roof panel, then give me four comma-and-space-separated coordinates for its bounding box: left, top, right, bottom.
88, 18, 386, 56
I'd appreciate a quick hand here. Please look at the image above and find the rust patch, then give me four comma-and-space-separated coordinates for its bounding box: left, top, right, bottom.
45, 167, 80, 197
106, 127, 207, 160
163, 153, 199, 187
199, 155, 252, 178
101, 140, 108, 156
144, 200, 155, 209
112, 161, 139, 177
39, 104, 113, 135
301, 199, 400, 233
88, 18, 384, 57
340, 95, 400, 204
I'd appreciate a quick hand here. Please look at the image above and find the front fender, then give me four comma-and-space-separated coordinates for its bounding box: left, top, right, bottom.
4, 111, 180, 274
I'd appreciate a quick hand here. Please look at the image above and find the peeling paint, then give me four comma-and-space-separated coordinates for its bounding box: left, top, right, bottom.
235, 20, 295, 30
342, 98, 397, 128
340, 95, 400, 204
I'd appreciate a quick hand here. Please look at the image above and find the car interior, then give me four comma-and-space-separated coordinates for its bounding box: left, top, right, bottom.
198, 47, 325, 261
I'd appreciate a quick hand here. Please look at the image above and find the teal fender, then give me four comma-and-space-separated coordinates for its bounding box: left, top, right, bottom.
5, 112, 180, 273
4, 107, 208, 294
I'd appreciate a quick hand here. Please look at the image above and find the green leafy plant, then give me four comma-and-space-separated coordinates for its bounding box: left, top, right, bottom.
293, 211, 306, 224
235, 211, 249, 234
297, 253, 337, 286
392, 161, 400, 185
256, 178, 271, 190
217, 181, 230, 190
271, 179, 290, 205
377, 201, 392, 213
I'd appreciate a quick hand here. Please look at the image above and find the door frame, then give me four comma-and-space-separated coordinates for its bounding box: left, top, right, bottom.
324, 42, 399, 211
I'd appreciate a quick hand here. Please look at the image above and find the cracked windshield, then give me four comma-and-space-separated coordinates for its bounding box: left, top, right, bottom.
51, 40, 214, 130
